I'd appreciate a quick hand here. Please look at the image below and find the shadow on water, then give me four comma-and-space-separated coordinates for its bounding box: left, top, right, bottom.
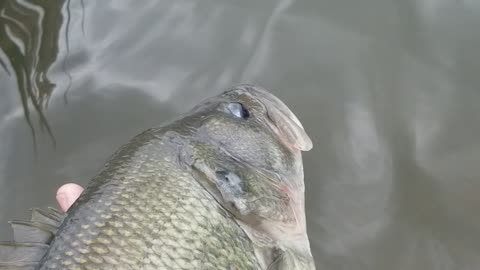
0, 0, 71, 150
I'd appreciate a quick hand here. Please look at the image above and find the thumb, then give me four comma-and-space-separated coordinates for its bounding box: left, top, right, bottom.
56, 183, 84, 212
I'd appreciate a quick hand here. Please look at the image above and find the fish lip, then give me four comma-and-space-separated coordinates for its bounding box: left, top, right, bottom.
238, 84, 305, 128
227, 84, 313, 152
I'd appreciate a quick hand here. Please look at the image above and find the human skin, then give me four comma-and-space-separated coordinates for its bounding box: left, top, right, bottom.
56, 183, 84, 212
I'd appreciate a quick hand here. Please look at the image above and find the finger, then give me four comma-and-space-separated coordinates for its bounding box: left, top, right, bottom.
56, 183, 84, 212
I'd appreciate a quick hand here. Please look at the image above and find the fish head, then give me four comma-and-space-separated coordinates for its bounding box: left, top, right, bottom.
193, 84, 312, 186
188, 85, 314, 257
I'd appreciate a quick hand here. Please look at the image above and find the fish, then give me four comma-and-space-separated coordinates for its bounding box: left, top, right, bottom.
0, 84, 315, 269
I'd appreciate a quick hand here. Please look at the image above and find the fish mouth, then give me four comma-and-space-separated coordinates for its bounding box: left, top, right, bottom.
227, 85, 314, 252
189, 84, 314, 243
230, 84, 313, 152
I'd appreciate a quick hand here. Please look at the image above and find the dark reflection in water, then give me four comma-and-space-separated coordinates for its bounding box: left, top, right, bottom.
0, 0, 66, 146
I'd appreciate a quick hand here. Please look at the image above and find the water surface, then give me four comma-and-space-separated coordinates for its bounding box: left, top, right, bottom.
1, 0, 480, 269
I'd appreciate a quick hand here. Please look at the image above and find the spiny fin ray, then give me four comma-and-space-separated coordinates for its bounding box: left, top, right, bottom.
0, 208, 65, 268
9, 221, 55, 243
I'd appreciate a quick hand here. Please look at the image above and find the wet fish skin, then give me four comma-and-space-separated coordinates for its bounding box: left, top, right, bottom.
184, 140, 293, 223
183, 140, 316, 269
196, 86, 314, 260
169, 85, 316, 268
0, 85, 315, 269
39, 130, 260, 269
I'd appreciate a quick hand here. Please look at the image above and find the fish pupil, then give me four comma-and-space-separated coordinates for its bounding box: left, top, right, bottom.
227, 102, 249, 119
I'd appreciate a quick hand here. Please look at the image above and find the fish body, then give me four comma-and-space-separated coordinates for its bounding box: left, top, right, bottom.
0, 85, 315, 269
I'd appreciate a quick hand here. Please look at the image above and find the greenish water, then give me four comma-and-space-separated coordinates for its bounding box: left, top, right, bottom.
1, 0, 480, 269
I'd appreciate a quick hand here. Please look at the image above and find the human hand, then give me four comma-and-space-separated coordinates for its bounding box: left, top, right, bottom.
56, 183, 84, 212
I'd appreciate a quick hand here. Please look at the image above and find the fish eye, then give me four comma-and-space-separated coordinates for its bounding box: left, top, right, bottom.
215, 170, 245, 195
226, 102, 249, 119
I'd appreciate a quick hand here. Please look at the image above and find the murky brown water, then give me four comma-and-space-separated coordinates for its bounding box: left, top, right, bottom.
1, 0, 480, 269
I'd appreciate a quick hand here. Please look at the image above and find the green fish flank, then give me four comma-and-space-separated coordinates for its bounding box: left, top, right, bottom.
0, 85, 315, 270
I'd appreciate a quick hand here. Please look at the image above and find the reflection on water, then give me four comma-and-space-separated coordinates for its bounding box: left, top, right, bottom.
0, 0, 66, 146
1, 0, 480, 269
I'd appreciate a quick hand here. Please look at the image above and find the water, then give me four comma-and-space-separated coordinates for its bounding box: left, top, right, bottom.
1, 0, 480, 269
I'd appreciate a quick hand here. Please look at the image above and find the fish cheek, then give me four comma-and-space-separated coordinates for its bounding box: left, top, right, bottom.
187, 155, 252, 217
214, 170, 250, 216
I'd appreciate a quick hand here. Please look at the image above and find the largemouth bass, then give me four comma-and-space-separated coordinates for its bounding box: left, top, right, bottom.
0, 85, 315, 269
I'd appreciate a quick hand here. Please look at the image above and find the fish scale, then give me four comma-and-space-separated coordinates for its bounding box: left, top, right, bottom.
0, 85, 315, 269
38, 131, 260, 270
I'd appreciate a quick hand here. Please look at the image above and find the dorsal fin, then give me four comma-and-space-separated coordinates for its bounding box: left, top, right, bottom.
0, 262, 37, 269
9, 221, 55, 243
30, 208, 63, 227
0, 208, 65, 269
0, 242, 48, 263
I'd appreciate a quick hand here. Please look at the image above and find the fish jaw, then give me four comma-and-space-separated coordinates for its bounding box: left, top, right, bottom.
191, 84, 316, 266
